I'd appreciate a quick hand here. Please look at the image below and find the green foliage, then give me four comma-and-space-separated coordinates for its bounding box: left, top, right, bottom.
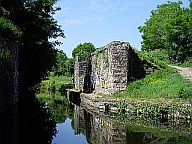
113, 67, 192, 99
0, 17, 22, 40
58, 83, 74, 96
179, 57, 192, 68
72, 42, 95, 61
52, 50, 74, 77
136, 50, 168, 68
38, 96, 74, 124
139, 1, 192, 63
38, 74, 73, 96
0, 0, 64, 91
125, 123, 192, 144
0, 48, 10, 63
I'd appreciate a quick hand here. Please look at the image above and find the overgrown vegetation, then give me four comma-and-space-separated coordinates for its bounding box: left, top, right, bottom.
0, 48, 10, 63
139, 1, 192, 63
37, 74, 74, 96
0, 17, 22, 40
113, 67, 192, 99
52, 50, 74, 77
72, 42, 95, 61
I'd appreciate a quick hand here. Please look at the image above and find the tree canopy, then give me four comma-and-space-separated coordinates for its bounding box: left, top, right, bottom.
138, 1, 192, 62
53, 50, 74, 77
0, 0, 64, 91
72, 42, 95, 61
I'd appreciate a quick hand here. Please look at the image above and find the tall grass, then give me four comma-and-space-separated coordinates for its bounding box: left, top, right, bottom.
37, 75, 73, 96
113, 67, 192, 99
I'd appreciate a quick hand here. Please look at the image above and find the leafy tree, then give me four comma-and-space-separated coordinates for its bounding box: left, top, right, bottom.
52, 50, 75, 77
1, 0, 64, 91
72, 42, 95, 61
138, 1, 192, 62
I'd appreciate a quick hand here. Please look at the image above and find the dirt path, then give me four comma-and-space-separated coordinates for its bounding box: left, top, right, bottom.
169, 65, 192, 81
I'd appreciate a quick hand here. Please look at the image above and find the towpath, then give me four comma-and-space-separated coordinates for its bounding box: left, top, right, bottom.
169, 65, 192, 81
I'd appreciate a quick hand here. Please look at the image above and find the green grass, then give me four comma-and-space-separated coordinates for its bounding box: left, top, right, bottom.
37, 74, 73, 96
113, 67, 192, 99
136, 49, 169, 68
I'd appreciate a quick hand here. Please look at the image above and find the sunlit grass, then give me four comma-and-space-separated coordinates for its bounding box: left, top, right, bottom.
113, 67, 192, 99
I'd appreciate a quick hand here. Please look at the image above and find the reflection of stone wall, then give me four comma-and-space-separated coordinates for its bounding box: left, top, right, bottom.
73, 103, 192, 144
74, 105, 85, 135
0, 37, 18, 111
74, 105, 127, 144
75, 41, 145, 95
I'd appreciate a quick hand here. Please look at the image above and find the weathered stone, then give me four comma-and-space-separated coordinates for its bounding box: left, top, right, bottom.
75, 41, 132, 95
74, 41, 159, 95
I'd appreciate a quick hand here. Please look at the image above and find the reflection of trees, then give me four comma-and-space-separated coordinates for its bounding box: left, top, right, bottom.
18, 90, 57, 144
40, 97, 74, 124
115, 115, 192, 144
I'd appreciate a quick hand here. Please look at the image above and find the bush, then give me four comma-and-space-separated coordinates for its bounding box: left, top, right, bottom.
58, 83, 74, 96
0, 17, 22, 40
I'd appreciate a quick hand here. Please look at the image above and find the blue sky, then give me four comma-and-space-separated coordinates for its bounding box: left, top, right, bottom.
53, 0, 190, 57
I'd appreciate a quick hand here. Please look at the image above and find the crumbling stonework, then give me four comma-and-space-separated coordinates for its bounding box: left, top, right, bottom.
74, 55, 87, 91
91, 41, 130, 95
75, 41, 146, 95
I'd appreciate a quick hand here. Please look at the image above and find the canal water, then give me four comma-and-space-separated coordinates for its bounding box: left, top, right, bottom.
38, 96, 192, 144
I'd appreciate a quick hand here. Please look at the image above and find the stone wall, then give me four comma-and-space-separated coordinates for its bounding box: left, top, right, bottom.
91, 41, 130, 95
74, 55, 87, 91
0, 37, 18, 111
75, 41, 147, 95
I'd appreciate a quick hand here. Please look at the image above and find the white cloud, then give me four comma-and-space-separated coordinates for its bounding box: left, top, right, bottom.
56, 0, 147, 26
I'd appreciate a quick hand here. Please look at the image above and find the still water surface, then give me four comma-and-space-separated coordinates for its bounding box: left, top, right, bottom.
39, 96, 192, 144
52, 118, 88, 144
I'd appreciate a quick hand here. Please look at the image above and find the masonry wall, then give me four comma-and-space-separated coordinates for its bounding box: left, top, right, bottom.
74, 55, 87, 91
91, 41, 130, 95
75, 41, 147, 95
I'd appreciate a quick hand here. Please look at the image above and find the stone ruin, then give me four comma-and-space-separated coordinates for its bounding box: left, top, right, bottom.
75, 41, 153, 95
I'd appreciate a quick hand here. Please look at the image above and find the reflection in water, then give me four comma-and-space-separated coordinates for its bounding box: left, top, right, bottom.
52, 118, 88, 144
0, 104, 17, 144
74, 105, 192, 144
0, 91, 57, 144
46, 97, 192, 144
18, 91, 57, 144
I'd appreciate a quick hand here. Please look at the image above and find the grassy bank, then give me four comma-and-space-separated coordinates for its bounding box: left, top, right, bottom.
113, 67, 192, 99
37, 74, 74, 97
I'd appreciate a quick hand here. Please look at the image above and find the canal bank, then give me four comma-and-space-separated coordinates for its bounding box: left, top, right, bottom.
67, 90, 192, 120
38, 94, 192, 144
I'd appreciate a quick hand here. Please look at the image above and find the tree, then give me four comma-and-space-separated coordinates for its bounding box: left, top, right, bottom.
72, 42, 95, 61
138, 1, 192, 62
1, 0, 64, 91
52, 50, 75, 77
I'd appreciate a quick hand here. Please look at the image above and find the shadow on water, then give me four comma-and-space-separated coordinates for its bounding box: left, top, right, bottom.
0, 90, 57, 144
17, 90, 57, 144
0, 104, 17, 144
